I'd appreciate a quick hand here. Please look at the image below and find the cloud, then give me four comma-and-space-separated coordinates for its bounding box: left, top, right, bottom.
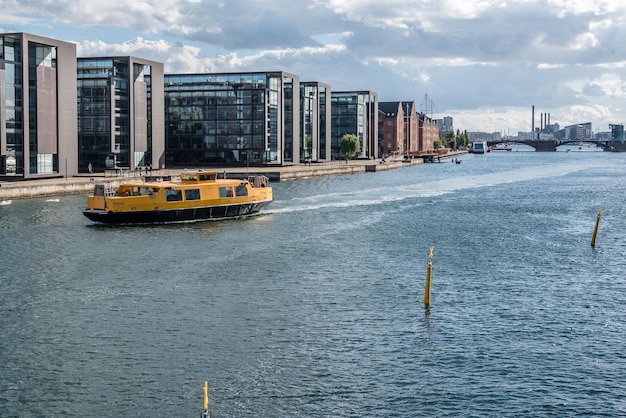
2, 0, 626, 133
76, 37, 174, 57
583, 83, 606, 97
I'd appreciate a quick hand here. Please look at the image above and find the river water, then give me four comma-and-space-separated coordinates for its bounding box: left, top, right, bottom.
1, 150, 626, 417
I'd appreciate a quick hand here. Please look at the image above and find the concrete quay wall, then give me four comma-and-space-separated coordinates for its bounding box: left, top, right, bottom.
230, 159, 416, 181
0, 153, 468, 200
0, 177, 125, 200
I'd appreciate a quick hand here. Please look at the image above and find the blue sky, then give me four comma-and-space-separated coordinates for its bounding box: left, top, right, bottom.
2, 0, 625, 135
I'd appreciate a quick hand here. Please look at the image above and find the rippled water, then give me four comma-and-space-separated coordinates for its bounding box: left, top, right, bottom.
1, 151, 626, 417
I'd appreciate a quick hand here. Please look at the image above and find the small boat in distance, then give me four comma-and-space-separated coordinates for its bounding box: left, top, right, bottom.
491, 143, 512, 151
83, 171, 272, 224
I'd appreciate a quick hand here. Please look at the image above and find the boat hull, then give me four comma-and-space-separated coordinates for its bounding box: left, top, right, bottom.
83, 200, 272, 224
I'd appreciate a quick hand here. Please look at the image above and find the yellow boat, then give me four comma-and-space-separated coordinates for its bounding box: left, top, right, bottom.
83, 171, 272, 224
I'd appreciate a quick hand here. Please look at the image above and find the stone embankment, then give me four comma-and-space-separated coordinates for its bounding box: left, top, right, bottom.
0, 152, 466, 200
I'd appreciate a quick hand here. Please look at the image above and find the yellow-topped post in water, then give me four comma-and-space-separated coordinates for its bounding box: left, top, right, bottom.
203, 381, 208, 412
424, 246, 434, 308
591, 206, 602, 247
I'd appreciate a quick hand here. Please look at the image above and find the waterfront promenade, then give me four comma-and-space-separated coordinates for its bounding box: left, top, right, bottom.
0, 151, 466, 200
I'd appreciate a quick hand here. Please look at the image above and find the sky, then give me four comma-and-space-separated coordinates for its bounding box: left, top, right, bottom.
1, 0, 625, 136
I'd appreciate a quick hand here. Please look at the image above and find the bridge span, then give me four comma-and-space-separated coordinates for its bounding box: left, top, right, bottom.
486, 139, 626, 152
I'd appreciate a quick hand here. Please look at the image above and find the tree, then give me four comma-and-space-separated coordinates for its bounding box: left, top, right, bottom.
462, 130, 470, 147
340, 134, 360, 162
444, 131, 456, 149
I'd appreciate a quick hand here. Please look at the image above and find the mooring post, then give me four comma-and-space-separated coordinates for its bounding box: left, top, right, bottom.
424, 246, 434, 308
201, 381, 212, 418
591, 207, 602, 247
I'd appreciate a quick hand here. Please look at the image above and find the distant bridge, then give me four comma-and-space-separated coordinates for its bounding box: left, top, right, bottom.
486, 139, 626, 152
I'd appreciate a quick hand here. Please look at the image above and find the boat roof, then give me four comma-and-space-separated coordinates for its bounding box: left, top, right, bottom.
117, 171, 250, 188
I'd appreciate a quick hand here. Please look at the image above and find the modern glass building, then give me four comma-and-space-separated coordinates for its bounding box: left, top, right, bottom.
554, 122, 592, 141
300, 81, 330, 162
164, 71, 299, 166
0, 33, 77, 179
610, 124, 624, 143
330, 91, 378, 159
77, 56, 164, 172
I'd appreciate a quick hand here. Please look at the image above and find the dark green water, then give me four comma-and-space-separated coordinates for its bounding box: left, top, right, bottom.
1, 150, 626, 417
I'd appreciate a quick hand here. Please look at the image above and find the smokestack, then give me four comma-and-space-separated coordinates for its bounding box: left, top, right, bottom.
532, 106, 535, 134
548, 113, 550, 129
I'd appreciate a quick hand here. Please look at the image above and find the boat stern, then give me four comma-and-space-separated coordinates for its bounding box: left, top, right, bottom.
86, 184, 107, 210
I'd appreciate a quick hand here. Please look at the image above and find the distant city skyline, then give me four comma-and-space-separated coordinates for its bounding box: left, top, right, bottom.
1, 0, 625, 134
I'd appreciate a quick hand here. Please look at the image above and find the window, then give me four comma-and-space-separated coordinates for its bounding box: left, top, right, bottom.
236, 184, 248, 197
166, 189, 182, 201
388, 121, 392, 126
219, 187, 233, 198
185, 189, 201, 200
199, 173, 216, 181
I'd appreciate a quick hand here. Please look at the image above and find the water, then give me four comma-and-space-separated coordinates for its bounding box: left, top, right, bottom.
1, 151, 626, 417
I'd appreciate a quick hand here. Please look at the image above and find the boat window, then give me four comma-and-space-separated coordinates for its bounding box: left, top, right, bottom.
199, 173, 216, 181
219, 187, 233, 198
185, 189, 201, 201
166, 188, 183, 202
235, 183, 248, 197
139, 186, 151, 195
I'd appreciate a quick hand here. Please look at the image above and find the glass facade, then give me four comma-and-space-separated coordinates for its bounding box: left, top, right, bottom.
1, 34, 70, 177
1, 36, 23, 175
330, 91, 378, 159
301, 85, 315, 161
77, 59, 114, 169
320, 88, 328, 160
300, 82, 330, 162
77, 58, 157, 171
555, 122, 592, 141
28, 42, 58, 174
164, 72, 298, 166
610, 124, 624, 143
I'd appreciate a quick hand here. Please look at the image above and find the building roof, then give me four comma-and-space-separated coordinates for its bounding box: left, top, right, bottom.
378, 101, 401, 116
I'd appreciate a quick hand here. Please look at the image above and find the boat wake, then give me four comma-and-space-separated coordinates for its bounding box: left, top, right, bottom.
265, 189, 447, 214
0, 200, 12, 206
268, 162, 594, 215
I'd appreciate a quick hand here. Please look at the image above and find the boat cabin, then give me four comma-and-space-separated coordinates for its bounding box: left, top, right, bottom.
180, 171, 219, 183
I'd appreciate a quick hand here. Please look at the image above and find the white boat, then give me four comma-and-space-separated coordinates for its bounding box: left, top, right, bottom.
471, 141, 488, 154
491, 143, 512, 151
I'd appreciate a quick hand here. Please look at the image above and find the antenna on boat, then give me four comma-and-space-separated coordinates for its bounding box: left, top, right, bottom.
424, 246, 434, 309
591, 207, 602, 247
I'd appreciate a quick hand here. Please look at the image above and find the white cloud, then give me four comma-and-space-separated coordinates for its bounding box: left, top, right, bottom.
2, 0, 626, 133
569, 32, 598, 50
